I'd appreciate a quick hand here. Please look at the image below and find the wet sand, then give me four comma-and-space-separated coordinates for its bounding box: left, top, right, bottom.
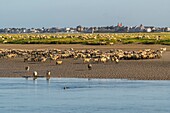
0, 44, 170, 80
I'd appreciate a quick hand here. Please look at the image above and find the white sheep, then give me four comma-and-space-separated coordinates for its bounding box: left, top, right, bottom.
56, 60, 63, 65
93, 58, 99, 63
160, 47, 167, 52
100, 57, 107, 63
83, 58, 91, 63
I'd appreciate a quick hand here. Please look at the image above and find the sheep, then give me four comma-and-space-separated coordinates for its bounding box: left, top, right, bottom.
141, 54, 147, 59
160, 47, 167, 52
145, 49, 151, 52
114, 56, 119, 63
0, 47, 166, 64
32, 57, 38, 62
52, 55, 59, 60
61, 54, 70, 59
6, 54, 17, 58
24, 57, 30, 62
56, 60, 63, 65
50, 54, 59, 61
39, 57, 47, 62
100, 57, 107, 63
93, 58, 99, 63
148, 54, 155, 59
115, 58, 119, 63
86, 54, 91, 58
105, 56, 110, 61
132, 54, 140, 60
155, 52, 162, 59
116, 53, 124, 59
110, 57, 115, 62
83, 58, 91, 63
109, 42, 114, 45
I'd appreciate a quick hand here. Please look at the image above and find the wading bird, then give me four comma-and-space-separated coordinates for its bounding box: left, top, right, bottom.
25, 66, 30, 72
88, 64, 92, 70
33, 71, 38, 80
46, 70, 51, 81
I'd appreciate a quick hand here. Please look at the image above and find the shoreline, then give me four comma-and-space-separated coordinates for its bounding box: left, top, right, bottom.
1, 77, 170, 81
0, 44, 170, 80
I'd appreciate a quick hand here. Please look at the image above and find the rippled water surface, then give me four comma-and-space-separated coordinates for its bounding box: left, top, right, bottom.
0, 78, 170, 113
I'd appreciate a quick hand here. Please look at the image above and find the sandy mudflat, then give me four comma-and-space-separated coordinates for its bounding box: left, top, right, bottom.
0, 44, 170, 80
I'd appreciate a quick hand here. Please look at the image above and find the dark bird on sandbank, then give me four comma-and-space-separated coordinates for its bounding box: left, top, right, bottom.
25, 66, 30, 71
88, 64, 92, 70
46, 70, 51, 81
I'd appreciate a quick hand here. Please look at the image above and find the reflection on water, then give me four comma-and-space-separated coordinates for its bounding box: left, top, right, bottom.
0, 78, 170, 113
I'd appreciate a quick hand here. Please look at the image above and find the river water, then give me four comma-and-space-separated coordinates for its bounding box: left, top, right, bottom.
0, 78, 170, 113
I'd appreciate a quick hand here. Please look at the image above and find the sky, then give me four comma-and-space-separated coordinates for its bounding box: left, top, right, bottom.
0, 0, 170, 28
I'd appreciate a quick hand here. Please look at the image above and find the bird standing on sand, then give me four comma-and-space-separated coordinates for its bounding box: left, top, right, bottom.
88, 64, 92, 70
46, 70, 51, 81
24, 66, 30, 80
33, 71, 38, 80
25, 66, 30, 72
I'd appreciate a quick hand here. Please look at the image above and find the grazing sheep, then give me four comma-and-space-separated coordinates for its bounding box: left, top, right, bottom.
160, 47, 167, 52
100, 57, 107, 63
50, 55, 59, 61
111, 57, 115, 62
24, 57, 29, 62
109, 42, 114, 45
116, 53, 124, 59
74, 55, 79, 60
56, 60, 63, 65
83, 58, 91, 63
132, 54, 140, 60
145, 49, 151, 52
114, 57, 119, 64
0, 47, 166, 68
141, 54, 147, 59
93, 58, 99, 63
115, 58, 119, 63
6, 54, 17, 58
39, 57, 47, 62
148, 54, 155, 59
156, 52, 162, 59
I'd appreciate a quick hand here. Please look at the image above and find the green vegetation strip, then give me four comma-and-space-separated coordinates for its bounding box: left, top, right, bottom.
0, 33, 170, 45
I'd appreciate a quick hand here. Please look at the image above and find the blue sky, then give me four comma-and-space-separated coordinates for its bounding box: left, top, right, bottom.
0, 0, 170, 28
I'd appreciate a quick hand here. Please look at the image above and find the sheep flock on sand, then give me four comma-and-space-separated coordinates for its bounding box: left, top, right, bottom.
0, 47, 167, 63
0, 47, 167, 80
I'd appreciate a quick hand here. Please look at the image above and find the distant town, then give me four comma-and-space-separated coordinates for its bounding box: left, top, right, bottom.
0, 23, 170, 34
